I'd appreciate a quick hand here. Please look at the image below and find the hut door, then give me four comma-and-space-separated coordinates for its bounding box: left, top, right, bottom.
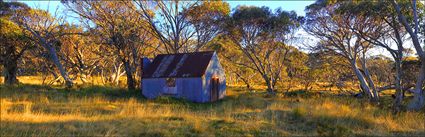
211, 78, 219, 101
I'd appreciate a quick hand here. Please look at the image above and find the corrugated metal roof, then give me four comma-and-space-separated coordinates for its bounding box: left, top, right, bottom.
142, 51, 215, 78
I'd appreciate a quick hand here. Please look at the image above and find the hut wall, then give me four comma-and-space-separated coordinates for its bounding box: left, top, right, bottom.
142, 79, 165, 99
142, 78, 204, 102
203, 53, 226, 102
176, 78, 204, 102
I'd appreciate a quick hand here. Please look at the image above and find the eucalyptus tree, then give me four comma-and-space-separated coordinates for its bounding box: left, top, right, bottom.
306, 50, 353, 92
304, 1, 379, 101
184, 1, 230, 52
336, 1, 415, 111
391, 0, 425, 110
133, 0, 230, 53
59, 25, 100, 84
225, 6, 303, 94
207, 35, 258, 90
0, 1, 33, 85
11, 6, 74, 88
64, 1, 154, 90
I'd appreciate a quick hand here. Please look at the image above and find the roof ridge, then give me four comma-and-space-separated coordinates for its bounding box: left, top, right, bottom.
156, 51, 215, 56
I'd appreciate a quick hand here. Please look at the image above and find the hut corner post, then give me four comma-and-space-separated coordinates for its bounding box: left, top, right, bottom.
141, 57, 152, 94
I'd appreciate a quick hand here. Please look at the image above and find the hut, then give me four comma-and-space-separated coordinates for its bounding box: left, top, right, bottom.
141, 51, 226, 102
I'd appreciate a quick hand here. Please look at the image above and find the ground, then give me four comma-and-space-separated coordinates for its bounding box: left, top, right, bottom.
0, 76, 424, 136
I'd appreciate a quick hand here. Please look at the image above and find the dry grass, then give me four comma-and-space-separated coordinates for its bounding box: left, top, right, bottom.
6, 75, 124, 86
0, 77, 424, 136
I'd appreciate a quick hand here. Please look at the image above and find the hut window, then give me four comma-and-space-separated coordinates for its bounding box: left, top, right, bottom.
166, 78, 176, 87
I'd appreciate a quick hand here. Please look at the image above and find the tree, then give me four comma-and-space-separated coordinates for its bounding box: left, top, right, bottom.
306, 50, 353, 92
391, 0, 425, 110
64, 1, 154, 90
0, 2, 33, 85
367, 55, 394, 86
337, 0, 412, 112
59, 25, 100, 84
184, 1, 230, 52
225, 6, 303, 94
133, 0, 230, 53
305, 1, 379, 101
207, 34, 258, 90
11, 6, 74, 88
285, 48, 309, 91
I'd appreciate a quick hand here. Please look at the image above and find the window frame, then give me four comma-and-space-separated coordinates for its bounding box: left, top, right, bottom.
166, 78, 176, 87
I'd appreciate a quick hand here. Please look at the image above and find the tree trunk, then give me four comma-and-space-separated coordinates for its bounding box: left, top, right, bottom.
48, 46, 73, 88
351, 61, 373, 99
241, 77, 251, 90
112, 63, 122, 86
263, 75, 275, 94
407, 62, 425, 111
3, 61, 19, 85
123, 60, 135, 90
132, 46, 139, 88
266, 84, 274, 94
360, 57, 379, 101
391, 0, 425, 110
393, 59, 404, 112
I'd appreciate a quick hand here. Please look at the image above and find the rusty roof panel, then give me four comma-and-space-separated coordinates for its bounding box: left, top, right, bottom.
142, 51, 214, 78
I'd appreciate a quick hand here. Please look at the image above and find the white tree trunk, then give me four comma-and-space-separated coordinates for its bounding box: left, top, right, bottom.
351, 61, 373, 99
360, 56, 379, 101
392, 0, 425, 110
393, 59, 403, 112
407, 62, 425, 110
47, 46, 73, 88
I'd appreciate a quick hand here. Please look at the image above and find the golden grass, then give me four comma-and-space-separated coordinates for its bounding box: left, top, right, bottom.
0, 75, 128, 87
0, 77, 424, 136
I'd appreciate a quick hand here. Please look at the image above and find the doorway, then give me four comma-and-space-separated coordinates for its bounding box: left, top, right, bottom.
211, 77, 219, 102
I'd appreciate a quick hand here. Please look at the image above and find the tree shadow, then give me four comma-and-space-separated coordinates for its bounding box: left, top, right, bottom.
228, 108, 424, 136
0, 117, 200, 137
0, 84, 145, 102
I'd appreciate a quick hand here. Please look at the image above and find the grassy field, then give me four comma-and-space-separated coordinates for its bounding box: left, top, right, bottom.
1, 77, 425, 136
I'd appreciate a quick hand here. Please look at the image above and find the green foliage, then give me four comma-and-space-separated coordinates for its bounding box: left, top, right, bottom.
230, 6, 301, 36
223, 5, 305, 92
185, 1, 230, 21
0, 1, 29, 45
0, 19, 21, 36
312, 0, 424, 27
0, 1, 30, 17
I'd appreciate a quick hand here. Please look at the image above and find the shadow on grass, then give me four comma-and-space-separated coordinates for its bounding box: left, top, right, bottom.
0, 118, 200, 137
0, 84, 145, 102
229, 108, 421, 136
